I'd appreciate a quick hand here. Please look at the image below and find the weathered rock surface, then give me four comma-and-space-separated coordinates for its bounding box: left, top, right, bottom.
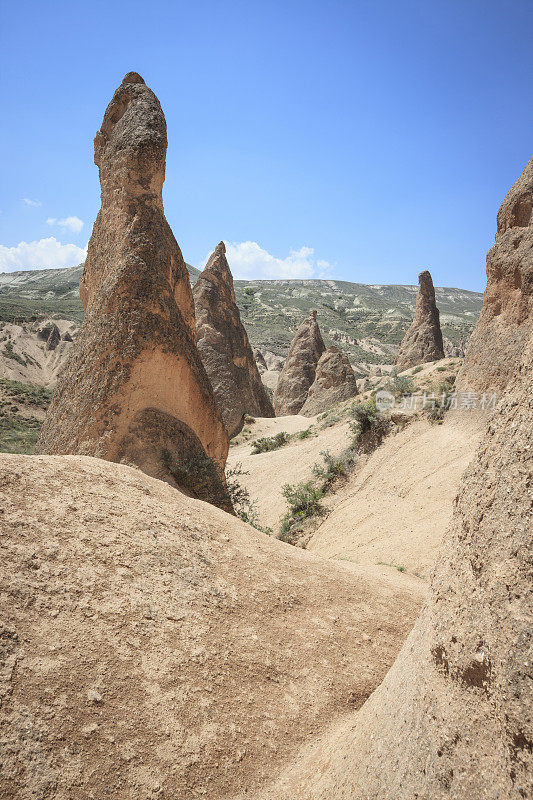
0, 452, 424, 800
300, 346, 358, 416
458, 156, 533, 394
193, 242, 274, 436
36, 73, 229, 509
264, 351, 285, 371
253, 347, 267, 373
395, 270, 445, 370
45, 323, 61, 351
274, 310, 326, 415
263, 340, 532, 800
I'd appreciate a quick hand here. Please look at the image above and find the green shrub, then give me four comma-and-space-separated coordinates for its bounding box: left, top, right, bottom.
383, 369, 415, 398
0, 412, 42, 454
411, 365, 423, 375
278, 480, 326, 543
0, 379, 53, 408
297, 427, 312, 440
312, 450, 351, 491
251, 431, 289, 454
436, 365, 448, 372
349, 398, 390, 452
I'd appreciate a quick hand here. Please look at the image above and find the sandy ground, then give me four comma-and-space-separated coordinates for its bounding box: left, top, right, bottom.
0, 453, 424, 800
308, 413, 484, 578
228, 413, 353, 531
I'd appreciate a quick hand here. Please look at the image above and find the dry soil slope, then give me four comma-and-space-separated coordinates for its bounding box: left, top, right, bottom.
227, 413, 353, 531
308, 413, 484, 579
0, 453, 424, 800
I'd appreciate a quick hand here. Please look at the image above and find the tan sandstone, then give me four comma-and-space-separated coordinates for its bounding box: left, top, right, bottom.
35, 73, 230, 509
395, 270, 445, 370
273, 309, 326, 415
193, 242, 274, 437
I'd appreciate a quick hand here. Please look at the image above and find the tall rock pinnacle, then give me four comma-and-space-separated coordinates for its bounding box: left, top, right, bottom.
458, 155, 533, 394
273, 310, 326, 415
394, 270, 445, 371
193, 241, 274, 436
36, 73, 231, 510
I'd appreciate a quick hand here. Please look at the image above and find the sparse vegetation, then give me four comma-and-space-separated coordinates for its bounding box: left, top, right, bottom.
312, 449, 352, 491
0, 379, 53, 408
297, 427, 313, 440
162, 448, 231, 510
0, 413, 42, 454
251, 431, 289, 454
377, 559, 407, 573
279, 480, 326, 543
383, 369, 415, 398
226, 462, 272, 534
411, 365, 423, 375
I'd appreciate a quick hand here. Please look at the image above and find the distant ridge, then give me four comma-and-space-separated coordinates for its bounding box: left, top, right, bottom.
0, 263, 482, 364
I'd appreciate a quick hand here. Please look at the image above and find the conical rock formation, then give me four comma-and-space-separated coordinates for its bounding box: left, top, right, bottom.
300, 346, 358, 416
273, 310, 326, 415
36, 73, 230, 510
458, 156, 533, 394
193, 242, 274, 436
395, 270, 445, 371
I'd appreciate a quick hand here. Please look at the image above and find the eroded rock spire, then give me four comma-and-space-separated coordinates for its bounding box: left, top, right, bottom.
395, 270, 445, 371
193, 242, 274, 436
37, 74, 231, 510
273, 310, 326, 415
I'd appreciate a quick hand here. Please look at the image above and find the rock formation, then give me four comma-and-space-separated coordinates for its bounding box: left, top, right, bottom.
193, 242, 274, 436
273, 310, 326, 415
300, 346, 358, 416
36, 72, 230, 510
458, 156, 533, 394
253, 347, 267, 373
395, 270, 445, 370
45, 323, 61, 351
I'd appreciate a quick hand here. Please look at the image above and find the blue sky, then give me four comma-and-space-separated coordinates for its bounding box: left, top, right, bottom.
0, 0, 531, 290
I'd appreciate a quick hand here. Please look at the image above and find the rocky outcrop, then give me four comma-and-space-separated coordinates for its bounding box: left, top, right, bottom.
193, 242, 274, 436
300, 346, 358, 416
264, 351, 284, 371
273, 310, 326, 415
443, 336, 466, 358
253, 348, 267, 373
458, 156, 533, 394
395, 271, 445, 370
45, 324, 61, 351
36, 73, 230, 510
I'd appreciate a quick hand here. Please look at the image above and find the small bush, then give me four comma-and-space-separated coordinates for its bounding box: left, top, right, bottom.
383, 369, 415, 398
350, 398, 390, 452
436, 365, 448, 372
251, 431, 289, 454
226, 462, 272, 535
411, 365, 423, 375
279, 480, 326, 543
312, 450, 351, 491
297, 427, 312, 440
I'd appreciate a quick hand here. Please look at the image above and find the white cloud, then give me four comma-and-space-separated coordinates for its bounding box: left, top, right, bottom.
23, 198, 42, 207
220, 241, 333, 280
0, 237, 87, 272
47, 215, 84, 234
